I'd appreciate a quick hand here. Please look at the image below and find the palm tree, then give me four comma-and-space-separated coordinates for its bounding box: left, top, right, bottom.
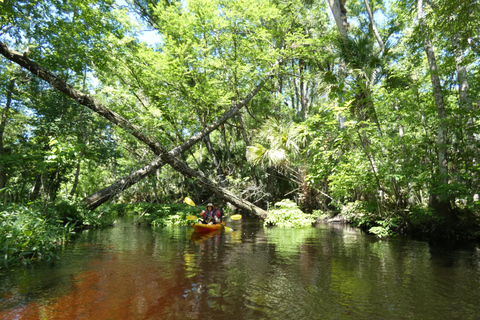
246, 118, 303, 205
246, 118, 301, 168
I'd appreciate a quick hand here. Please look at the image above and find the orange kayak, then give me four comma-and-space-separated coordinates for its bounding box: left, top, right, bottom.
191, 222, 225, 233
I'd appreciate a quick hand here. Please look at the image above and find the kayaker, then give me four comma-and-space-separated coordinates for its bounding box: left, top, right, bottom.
199, 203, 215, 225
213, 203, 224, 223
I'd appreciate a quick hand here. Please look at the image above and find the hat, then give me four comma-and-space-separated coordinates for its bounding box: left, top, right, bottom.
206, 203, 213, 207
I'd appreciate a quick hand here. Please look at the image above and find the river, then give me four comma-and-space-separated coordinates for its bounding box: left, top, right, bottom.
1, 216, 480, 319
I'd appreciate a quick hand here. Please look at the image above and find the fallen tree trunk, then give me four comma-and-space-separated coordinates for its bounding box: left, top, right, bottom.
0, 41, 268, 218
83, 65, 275, 210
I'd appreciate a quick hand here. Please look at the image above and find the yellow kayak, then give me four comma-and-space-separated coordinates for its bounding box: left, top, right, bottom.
191, 222, 225, 233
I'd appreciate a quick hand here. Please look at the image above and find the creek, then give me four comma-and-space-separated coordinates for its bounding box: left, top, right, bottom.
1, 216, 479, 319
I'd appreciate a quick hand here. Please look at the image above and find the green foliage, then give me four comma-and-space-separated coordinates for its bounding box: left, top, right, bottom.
106, 203, 200, 227
0, 204, 75, 268
264, 199, 314, 228
368, 219, 398, 238
45, 197, 117, 228
0, 0, 479, 241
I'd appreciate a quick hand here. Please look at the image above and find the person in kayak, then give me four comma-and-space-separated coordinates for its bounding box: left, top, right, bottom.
213, 203, 224, 223
199, 203, 215, 224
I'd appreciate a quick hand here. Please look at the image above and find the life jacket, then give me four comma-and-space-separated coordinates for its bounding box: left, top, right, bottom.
202, 209, 215, 221
214, 208, 223, 218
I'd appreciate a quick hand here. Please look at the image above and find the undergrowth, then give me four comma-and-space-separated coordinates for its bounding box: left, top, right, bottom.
0, 197, 117, 269
264, 199, 315, 228
1, 204, 74, 268
105, 203, 201, 227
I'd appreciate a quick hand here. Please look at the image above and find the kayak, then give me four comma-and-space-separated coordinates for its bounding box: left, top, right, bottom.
191, 222, 225, 233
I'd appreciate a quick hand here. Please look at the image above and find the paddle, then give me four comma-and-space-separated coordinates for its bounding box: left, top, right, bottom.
184, 197, 196, 207
230, 214, 242, 220
184, 197, 200, 221
183, 197, 234, 232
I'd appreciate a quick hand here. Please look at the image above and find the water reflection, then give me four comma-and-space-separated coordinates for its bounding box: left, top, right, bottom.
1, 218, 480, 319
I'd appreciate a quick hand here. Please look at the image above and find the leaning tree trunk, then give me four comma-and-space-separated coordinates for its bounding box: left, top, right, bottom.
417, 0, 452, 216
83, 61, 278, 211
0, 41, 269, 218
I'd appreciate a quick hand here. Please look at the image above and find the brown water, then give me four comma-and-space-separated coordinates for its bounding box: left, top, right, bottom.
1, 217, 480, 320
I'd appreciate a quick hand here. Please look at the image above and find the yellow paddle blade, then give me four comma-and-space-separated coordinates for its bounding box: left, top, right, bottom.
184, 197, 196, 207
230, 214, 242, 220
186, 215, 199, 221
223, 225, 233, 232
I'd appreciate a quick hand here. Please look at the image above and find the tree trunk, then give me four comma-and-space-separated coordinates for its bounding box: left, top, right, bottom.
452, 35, 474, 140
204, 133, 227, 187
452, 34, 478, 202
70, 148, 84, 197
364, 0, 385, 53
327, 1, 348, 129
29, 174, 42, 201
236, 112, 250, 146
221, 124, 231, 171
299, 59, 307, 121
70, 72, 88, 197
417, 0, 451, 215
327, 0, 349, 40
83, 64, 278, 210
0, 41, 270, 218
0, 79, 14, 190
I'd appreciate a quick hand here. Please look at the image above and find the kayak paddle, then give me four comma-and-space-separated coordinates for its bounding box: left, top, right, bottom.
223, 224, 233, 232
184, 197, 196, 207
184, 196, 234, 231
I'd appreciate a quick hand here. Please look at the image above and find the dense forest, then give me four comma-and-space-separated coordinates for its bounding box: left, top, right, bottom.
1, 0, 479, 265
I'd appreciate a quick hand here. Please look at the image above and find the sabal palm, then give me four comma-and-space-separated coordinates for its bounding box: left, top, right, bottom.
246, 118, 301, 168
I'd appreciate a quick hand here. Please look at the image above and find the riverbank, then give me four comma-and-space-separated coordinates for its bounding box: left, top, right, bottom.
0, 199, 217, 268
2, 198, 480, 269
315, 201, 480, 241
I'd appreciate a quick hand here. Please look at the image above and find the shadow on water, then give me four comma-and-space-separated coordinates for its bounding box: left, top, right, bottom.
1, 216, 480, 319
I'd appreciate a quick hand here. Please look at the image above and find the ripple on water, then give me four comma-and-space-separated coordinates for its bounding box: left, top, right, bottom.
2, 218, 480, 320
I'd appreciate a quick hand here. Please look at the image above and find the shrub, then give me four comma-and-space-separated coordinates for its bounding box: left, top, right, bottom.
45, 197, 117, 228
0, 204, 75, 268
264, 199, 315, 228
113, 203, 200, 227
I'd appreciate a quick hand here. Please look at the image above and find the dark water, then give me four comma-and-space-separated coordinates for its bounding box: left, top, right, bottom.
1, 217, 480, 320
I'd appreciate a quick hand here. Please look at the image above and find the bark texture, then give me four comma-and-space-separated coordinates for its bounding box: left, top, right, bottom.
327, 0, 349, 40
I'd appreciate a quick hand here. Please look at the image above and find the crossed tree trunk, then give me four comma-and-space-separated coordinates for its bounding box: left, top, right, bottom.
0, 41, 270, 218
